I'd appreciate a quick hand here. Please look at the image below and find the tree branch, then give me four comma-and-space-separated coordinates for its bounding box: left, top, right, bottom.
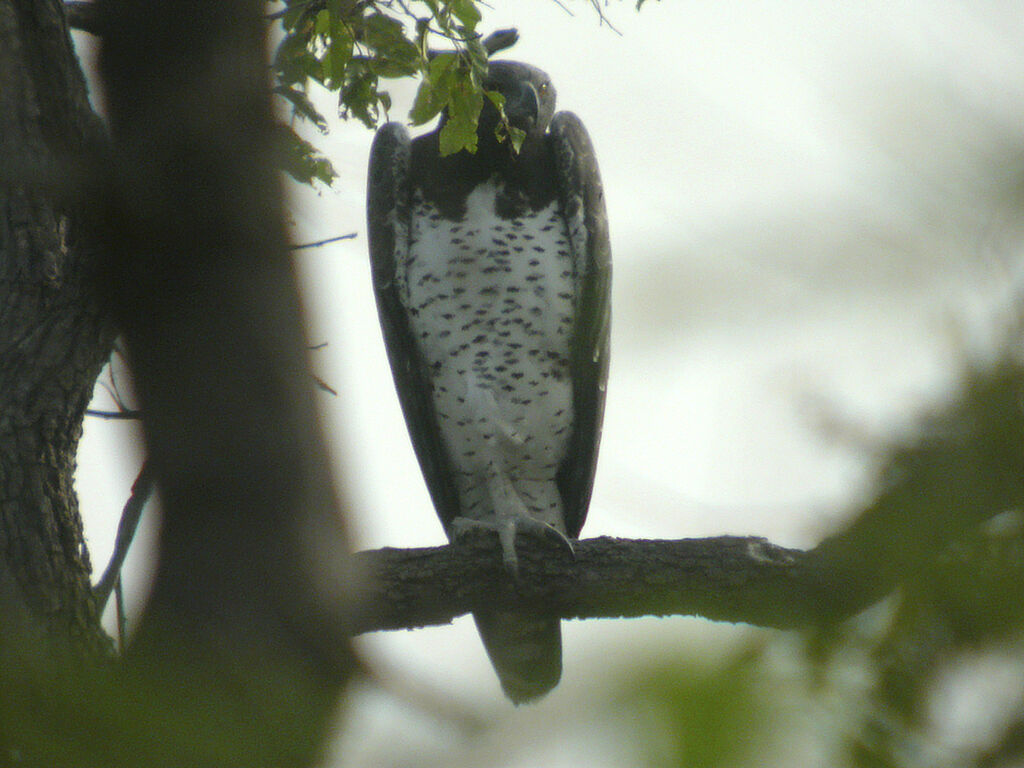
288, 232, 357, 251
350, 533, 860, 635
353, 357, 1024, 637
93, 461, 154, 611
85, 407, 141, 419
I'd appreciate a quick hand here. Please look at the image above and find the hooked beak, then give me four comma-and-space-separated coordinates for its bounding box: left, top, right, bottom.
503, 81, 539, 130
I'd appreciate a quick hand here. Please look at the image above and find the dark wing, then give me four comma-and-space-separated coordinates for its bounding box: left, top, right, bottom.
549, 112, 612, 539
366, 123, 462, 529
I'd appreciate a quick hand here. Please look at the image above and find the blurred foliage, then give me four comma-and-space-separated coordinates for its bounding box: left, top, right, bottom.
269, 0, 520, 183
610, 649, 775, 768
665, 353, 1024, 768
801, 355, 1024, 768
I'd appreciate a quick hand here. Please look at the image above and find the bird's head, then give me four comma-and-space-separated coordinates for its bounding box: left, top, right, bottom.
480, 61, 557, 142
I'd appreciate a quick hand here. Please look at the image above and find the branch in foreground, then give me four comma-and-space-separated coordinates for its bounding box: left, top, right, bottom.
350, 534, 842, 635
351, 362, 1024, 638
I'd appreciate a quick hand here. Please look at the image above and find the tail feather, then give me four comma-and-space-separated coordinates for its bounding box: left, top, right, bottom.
473, 611, 562, 704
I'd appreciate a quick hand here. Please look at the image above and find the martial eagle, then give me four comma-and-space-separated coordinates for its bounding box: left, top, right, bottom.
366, 60, 611, 703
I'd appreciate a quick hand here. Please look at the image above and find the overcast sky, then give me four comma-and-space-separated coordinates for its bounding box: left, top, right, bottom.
74, 2, 1024, 765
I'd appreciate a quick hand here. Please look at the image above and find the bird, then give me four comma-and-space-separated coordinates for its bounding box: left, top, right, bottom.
366, 59, 611, 703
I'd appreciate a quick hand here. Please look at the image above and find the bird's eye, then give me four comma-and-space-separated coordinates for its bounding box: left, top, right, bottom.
539, 82, 549, 94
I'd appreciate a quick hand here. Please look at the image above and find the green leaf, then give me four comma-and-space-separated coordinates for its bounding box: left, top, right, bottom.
323, 18, 352, 86
314, 8, 330, 35
409, 80, 438, 125
368, 40, 419, 78
485, 90, 525, 154
439, 118, 476, 156
273, 85, 328, 132
362, 12, 406, 50
340, 70, 388, 128
273, 33, 315, 86
449, 0, 481, 32
279, 5, 305, 31
438, 73, 482, 155
463, 36, 489, 80
614, 653, 773, 768
355, 12, 419, 80
428, 50, 459, 81
505, 125, 526, 153
409, 53, 457, 126
415, 18, 431, 61
484, 89, 505, 111
277, 125, 337, 186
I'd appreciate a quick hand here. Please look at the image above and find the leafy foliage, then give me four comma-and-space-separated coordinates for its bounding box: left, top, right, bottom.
270, 0, 513, 182
613, 651, 775, 768
277, 123, 338, 186
799, 354, 1024, 768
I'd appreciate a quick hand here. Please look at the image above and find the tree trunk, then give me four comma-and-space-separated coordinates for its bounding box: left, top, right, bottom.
1, 1, 356, 763
91, 1, 358, 764
0, 0, 113, 655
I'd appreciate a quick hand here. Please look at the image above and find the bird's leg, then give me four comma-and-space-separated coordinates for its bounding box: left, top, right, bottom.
448, 466, 575, 576
485, 462, 575, 577
449, 379, 575, 575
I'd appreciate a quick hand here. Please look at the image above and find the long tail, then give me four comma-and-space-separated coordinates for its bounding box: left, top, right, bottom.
473, 611, 562, 704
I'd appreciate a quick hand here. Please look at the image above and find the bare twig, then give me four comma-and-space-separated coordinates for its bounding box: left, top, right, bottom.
85, 408, 142, 420
98, 351, 134, 414
313, 374, 338, 396
289, 232, 357, 251
548, 0, 576, 19
587, 0, 622, 36
93, 462, 155, 612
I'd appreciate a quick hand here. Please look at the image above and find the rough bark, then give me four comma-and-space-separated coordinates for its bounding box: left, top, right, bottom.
353, 535, 814, 634
0, 0, 114, 655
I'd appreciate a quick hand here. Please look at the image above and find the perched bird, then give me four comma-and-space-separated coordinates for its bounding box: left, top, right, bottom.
366, 60, 611, 703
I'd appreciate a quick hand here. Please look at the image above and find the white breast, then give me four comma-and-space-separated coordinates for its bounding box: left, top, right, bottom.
403, 178, 576, 527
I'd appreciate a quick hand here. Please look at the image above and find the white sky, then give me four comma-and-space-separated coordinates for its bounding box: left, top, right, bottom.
73, 1, 1024, 765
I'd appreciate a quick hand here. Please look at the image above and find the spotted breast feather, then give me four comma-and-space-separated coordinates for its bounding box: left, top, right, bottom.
403, 177, 576, 537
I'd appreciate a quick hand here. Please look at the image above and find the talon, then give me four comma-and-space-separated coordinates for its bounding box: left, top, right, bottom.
541, 524, 575, 559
